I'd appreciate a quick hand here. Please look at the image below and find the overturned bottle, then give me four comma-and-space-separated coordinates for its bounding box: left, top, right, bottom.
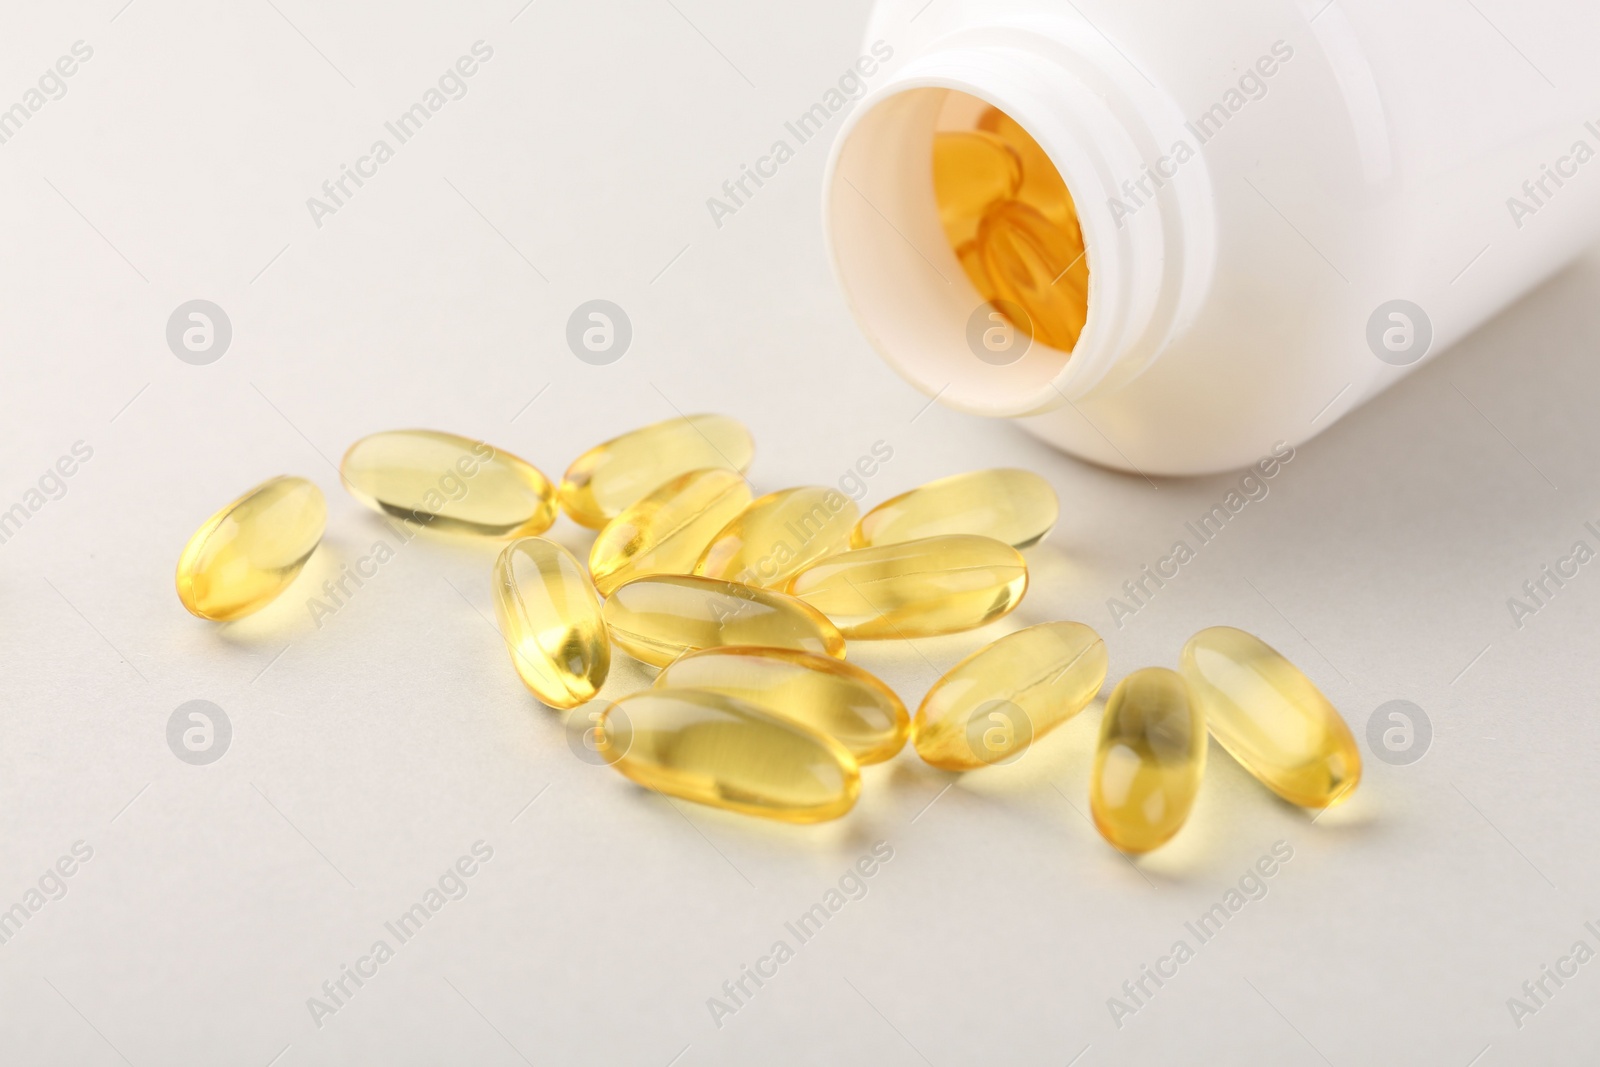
826, 5, 1600, 473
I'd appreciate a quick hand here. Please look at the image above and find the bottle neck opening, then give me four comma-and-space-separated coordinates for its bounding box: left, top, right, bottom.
824, 34, 1213, 417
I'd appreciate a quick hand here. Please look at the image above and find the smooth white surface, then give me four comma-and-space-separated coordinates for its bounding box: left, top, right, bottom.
0, 2, 1595, 1064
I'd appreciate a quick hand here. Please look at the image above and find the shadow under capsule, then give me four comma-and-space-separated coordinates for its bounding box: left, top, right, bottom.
1012, 538, 1095, 603
1107, 735, 1383, 884
873, 698, 1101, 831
207, 541, 349, 648
597, 775, 892, 854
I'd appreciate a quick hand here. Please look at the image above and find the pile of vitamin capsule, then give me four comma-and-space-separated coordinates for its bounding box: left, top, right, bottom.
176, 415, 1361, 854
932, 105, 1091, 354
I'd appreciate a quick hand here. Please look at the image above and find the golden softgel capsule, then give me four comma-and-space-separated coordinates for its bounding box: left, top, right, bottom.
977, 106, 1079, 228
852, 469, 1058, 550
1091, 667, 1206, 854
176, 475, 326, 621
656, 647, 908, 764
588, 468, 752, 595
914, 622, 1106, 770
932, 100, 1090, 355
341, 430, 555, 537
787, 535, 1027, 638
559, 414, 754, 529
932, 130, 1022, 250
1180, 626, 1362, 808
491, 537, 609, 709
597, 689, 860, 823
602, 574, 845, 668
980, 200, 1089, 354
695, 485, 858, 589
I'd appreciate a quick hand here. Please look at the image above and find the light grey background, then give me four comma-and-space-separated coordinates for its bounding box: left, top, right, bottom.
0, 1, 1595, 1064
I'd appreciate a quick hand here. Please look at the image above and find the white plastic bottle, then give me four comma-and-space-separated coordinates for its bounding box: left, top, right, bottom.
824, 0, 1600, 474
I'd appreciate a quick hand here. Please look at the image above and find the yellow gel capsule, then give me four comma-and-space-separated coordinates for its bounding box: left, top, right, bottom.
695, 486, 859, 589
786, 535, 1028, 639
559, 414, 755, 529
1180, 626, 1362, 808
914, 621, 1106, 770
977, 106, 1078, 228
601, 574, 845, 668
954, 238, 994, 297
932, 130, 1022, 249
491, 537, 609, 710
852, 469, 1059, 550
176, 475, 326, 621
931, 103, 1090, 355
655, 647, 908, 764
597, 688, 860, 823
588, 468, 752, 596
979, 199, 1089, 354
1091, 667, 1206, 854
340, 429, 555, 538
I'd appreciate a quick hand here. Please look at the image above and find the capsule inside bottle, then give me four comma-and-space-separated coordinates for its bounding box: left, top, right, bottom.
933, 99, 1090, 355
601, 574, 846, 668
932, 129, 1022, 249
492, 537, 609, 710
979, 200, 1088, 354
598, 688, 861, 823
1180, 626, 1361, 808
656, 647, 908, 764
176, 475, 326, 621
978, 106, 1081, 229
1091, 667, 1206, 854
